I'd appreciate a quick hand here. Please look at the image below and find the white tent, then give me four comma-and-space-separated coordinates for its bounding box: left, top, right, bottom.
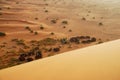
0, 40, 120, 80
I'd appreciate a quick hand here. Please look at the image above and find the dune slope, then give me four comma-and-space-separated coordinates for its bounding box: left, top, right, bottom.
0, 40, 120, 80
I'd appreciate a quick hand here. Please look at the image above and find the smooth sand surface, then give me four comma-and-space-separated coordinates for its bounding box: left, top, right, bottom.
0, 40, 120, 80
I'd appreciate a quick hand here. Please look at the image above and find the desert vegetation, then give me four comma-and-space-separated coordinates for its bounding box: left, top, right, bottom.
0, 35, 98, 69
0, 0, 119, 70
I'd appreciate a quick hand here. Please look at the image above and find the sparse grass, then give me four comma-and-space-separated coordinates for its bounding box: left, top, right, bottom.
39, 38, 56, 45
16, 39, 25, 46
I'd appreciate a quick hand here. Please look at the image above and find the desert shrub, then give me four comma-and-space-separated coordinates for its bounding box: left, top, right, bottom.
7, 7, 10, 9
99, 22, 103, 26
40, 25, 44, 30
63, 26, 66, 28
16, 2, 19, 4
30, 30, 33, 33
69, 29, 72, 32
51, 19, 57, 24
26, 57, 33, 62
98, 41, 103, 44
50, 32, 55, 35
35, 51, 42, 59
62, 20, 68, 24
69, 37, 80, 44
9, 58, 19, 63
53, 48, 60, 52
16, 39, 25, 45
25, 26, 30, 30
92, 17, 95, 19
35, 17, 38, 20
0, 32, 6, 36
19, 56, 26, 61
82, 17, 86, 20
60, 38, 68, 44
34, 32, 38, 35
90, 37, 97, 42
11, 38, 18, 42
45, 10, 48, 12
0, 12, 2, 15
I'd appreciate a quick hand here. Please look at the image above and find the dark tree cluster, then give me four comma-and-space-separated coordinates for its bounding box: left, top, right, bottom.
0, 32, 6, 37
69, 36, 97, 44
18, 50, 42, 62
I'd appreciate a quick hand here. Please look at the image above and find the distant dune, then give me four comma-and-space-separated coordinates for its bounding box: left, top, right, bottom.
0, 39, 120, 80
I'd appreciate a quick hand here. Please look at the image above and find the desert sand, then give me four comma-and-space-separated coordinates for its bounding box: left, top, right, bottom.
0, 39, 120, 80
0, 0, 120, 69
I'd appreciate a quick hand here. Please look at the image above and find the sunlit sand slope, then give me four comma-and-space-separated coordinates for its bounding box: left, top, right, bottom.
0, 40, 120, 80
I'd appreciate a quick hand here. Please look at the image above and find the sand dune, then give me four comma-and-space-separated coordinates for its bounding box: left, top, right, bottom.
0, 40, 120, 80
0, 0, 120, 70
